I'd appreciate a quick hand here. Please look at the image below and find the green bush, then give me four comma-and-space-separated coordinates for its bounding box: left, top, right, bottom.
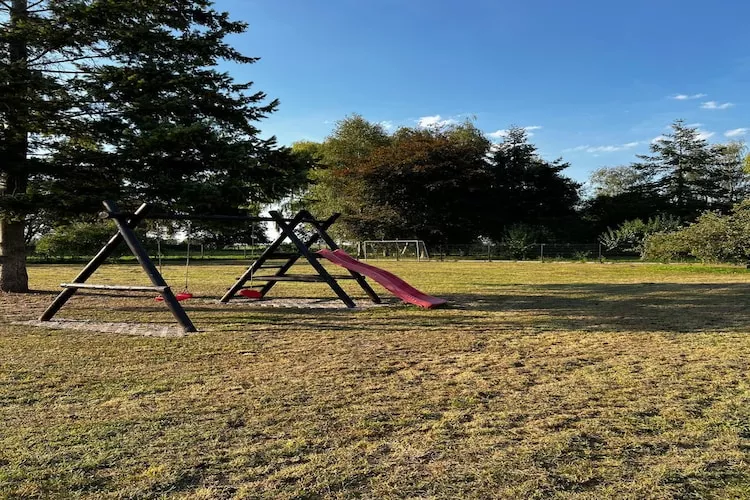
643, 201, 750, 264
36, 221, 128, 258
642, 232, 690, 262
501, 224, 540, 260
599, 214, 681, 255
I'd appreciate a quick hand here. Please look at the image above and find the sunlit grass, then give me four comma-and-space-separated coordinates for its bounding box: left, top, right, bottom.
1, 261, 750, 498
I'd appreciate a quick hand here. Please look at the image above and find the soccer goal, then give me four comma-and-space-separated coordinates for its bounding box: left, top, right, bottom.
362, 240, 430, 261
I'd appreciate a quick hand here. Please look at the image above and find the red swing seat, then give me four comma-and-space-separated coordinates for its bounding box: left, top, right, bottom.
155, 292, 194, 302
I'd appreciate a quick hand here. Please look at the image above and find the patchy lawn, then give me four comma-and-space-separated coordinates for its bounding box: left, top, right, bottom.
1, 261, 750, 498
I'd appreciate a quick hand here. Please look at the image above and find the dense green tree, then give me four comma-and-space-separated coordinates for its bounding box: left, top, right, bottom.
354, 123, 491, 244
589, 165, 644, 197
633, 120, 717, 217
304, 115, 394, 240
1, 0, 299, 291
711, 141, 749, 208
580, 190, 670, 239
482, 127, 580, 242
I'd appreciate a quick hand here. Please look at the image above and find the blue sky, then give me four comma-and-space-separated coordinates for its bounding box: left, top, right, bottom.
217, 0, 750, 183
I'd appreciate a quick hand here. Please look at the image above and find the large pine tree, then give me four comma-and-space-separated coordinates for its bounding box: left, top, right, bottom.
633, 120, 717, 217
483, 127, 580, 241
0, 0, 300, 292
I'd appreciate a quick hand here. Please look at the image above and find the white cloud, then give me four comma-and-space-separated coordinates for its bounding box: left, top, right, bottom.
488, 125, 543, 139
725, 128, 748, 137
701, 101, 734, 110
417, 115, 457, 128
651, 135, 667, 144
697, 130, 715, 141
671, 93, 706, 100
488, 129, 509, 139
564, 141, 640, 153
379, 120, 395, 131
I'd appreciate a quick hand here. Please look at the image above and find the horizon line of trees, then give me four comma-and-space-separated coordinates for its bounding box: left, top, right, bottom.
288, 115, 750, 250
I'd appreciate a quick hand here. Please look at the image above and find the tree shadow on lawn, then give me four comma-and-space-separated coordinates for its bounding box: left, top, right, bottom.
444, 282, 750, 334
23, 283, 750, 336
165, 282, 750, 335
229, 282, 748, 334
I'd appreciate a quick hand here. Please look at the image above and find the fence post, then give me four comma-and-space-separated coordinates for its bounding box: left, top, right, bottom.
598, 243, 603, 263
540, 243, 545, 263
487, 242, 491, 262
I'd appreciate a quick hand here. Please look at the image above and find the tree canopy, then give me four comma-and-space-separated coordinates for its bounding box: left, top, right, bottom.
1, 0, 304, 291
302, 118, 580, 245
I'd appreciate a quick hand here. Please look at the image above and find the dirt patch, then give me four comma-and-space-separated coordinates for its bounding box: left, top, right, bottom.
15, 319, 190, 338
211, 297, 394, 309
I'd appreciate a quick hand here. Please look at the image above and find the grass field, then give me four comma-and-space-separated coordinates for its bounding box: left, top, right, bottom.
2, 260, 750, 498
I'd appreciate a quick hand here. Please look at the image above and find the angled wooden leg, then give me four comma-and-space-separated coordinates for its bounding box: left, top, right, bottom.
103, 201, 196, 333
256, 213, 340, 299
220, 211, 308, 302
271, 211, 356, 308
300, 210, 381, 304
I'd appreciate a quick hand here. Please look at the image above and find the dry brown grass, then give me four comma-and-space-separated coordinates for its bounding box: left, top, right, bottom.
1, 260, 750, 498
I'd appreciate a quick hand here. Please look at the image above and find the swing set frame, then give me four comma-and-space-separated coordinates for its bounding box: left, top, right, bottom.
39, 200, 380, 333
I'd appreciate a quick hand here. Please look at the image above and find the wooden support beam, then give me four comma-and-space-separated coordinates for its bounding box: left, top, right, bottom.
103, 201, 197, 333
299, 209, 381, 304
270, 211, 356, 308
61, 283, 168, 292
220, 211, 308, 303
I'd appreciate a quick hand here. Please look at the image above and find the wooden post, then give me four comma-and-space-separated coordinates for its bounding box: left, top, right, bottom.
299, 210, 380, 304
103, 201, 196, 333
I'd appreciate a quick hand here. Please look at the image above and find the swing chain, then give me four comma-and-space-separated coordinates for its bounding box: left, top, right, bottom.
184, 221, 191, 291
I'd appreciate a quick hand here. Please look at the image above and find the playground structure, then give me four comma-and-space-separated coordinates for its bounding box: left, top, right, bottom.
40, 201, 447, 333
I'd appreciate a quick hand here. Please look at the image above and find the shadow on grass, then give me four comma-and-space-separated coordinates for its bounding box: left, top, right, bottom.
442, 282, 750, 334
34, 283, 750, 335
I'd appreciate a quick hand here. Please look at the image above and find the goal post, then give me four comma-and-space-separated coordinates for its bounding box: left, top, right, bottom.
362, 240, 429, 261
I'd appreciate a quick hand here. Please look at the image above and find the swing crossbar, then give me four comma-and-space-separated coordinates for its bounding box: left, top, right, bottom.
245, 275, 358, 282
101, 212, 322, 224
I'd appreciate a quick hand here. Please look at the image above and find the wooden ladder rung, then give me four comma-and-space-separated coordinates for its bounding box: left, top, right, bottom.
249, 275, 356, 282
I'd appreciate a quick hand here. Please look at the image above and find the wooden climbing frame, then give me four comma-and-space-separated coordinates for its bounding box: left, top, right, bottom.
39, 202, 380, 333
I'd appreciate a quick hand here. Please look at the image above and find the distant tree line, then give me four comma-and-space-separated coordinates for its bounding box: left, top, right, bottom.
293, 115, 581, 246
291, 116, 750, 253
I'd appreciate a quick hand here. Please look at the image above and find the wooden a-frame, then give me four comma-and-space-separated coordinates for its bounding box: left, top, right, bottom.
220, 209, 381, 307
39, 202, 380, 333
40, 201, 197, 332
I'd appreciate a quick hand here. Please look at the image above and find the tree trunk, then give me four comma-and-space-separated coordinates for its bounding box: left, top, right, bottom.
0, 218, 28, 292
1, 0, 30, 292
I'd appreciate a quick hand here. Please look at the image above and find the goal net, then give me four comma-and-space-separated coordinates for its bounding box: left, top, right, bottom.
362, 240, 429, 261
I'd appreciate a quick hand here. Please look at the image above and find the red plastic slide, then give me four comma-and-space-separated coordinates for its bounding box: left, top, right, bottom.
317, 249, 447, 308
